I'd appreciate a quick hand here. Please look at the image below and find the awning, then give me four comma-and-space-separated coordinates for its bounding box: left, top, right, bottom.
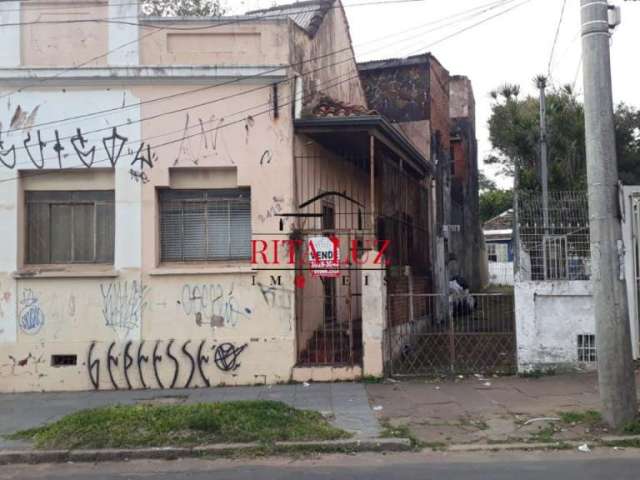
294, 115, 432, 178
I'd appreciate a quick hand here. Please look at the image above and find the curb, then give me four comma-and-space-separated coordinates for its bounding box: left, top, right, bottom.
446, 435, 640, 453
0, 438, 412, 465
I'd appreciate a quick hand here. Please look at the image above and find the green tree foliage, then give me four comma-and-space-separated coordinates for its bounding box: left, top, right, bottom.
478, 170, 497, 192
142, 0, 225, 16
486, 81, 640, 191
480, 189, 513, 223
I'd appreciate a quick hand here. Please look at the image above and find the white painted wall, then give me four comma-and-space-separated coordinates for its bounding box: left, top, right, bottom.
515, 281, 595, 371
622, 186, 640, 360
0, 89, 142, 343
488, 262, 514, 286
0, 1, 20, 67
108, 0, 140, 66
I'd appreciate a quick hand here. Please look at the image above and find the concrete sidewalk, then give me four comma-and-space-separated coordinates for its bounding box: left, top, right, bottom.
0, 383, 380, 450
367, 371, 640, 445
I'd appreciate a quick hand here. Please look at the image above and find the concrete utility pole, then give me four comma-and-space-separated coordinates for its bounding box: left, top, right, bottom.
537, 76, 549, 230
581, 0, 637, 429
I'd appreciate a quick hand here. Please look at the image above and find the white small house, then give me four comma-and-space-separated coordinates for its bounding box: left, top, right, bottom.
483, 209, 514, 286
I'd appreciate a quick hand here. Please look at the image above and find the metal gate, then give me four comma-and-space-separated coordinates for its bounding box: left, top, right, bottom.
295, 231, 363, 366
385, 292, 516, 375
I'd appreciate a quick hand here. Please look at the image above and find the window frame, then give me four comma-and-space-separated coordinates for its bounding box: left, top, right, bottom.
25, 190, 115, 266
158, 188, 252, 263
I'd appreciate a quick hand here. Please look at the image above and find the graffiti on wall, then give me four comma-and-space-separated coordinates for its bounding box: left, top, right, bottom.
180, 283, 252, 328
0, 125, 155, 174
87, 340, 248, 390
18, 289, 45, 335
100, 281, 149, 334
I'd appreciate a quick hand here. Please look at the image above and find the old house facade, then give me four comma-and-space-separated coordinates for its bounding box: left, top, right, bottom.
0, 0, 439, 392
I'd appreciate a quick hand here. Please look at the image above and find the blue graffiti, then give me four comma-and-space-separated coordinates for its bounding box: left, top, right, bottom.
19, 289, 44, 335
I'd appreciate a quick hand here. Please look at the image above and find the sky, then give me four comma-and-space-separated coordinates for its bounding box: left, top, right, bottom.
228, 0, 640, 189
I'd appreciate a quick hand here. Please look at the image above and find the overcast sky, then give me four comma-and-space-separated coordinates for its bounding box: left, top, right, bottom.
229, 0, 640, 189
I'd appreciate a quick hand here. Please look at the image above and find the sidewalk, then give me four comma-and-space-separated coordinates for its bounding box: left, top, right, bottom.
0, 383, 380, 451
366, 371, 640, 446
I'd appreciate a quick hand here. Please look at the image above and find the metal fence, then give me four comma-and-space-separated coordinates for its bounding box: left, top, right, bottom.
517, 191, 591, 281
385, 293, 516, 376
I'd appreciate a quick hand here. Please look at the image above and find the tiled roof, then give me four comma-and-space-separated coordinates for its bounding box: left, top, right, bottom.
305, 93, 377, 118
246, 0, 335, 37
483, 209, 513, 231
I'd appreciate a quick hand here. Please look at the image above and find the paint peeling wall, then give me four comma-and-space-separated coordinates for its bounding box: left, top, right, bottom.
515, 281, 596, 371
0, 1, 336, 392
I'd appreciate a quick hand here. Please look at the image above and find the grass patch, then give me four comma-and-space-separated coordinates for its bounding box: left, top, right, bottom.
623, 418, 640, 435
518, 368, 556, 379
8, 400, 350, 450
559, 410, 602, 426
380, 421, 427, 449
529, 425, 557, 443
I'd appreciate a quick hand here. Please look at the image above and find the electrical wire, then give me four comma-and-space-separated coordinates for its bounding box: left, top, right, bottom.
0, 0, 511, 136
547, 0, 567, 79
0, 0, 530, 182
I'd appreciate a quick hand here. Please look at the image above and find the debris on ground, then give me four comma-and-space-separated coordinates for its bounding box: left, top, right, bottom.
578, 443, 591, 453
373, 405, 384, 411
523, 417, 561, 426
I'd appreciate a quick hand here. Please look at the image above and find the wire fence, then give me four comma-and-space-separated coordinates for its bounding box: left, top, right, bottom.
517, 190, 591, 281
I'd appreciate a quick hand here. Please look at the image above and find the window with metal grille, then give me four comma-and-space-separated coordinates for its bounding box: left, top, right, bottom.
26, 191, 115, 264
577, 334, 597, 362
159, 188, 251, 262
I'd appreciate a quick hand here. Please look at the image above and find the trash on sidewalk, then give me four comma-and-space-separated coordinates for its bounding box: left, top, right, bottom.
578, 443, 591, 453
523, 417, 560, 426
372, 405, 384, 411
435, 386, 441, 390
482, 382, 492, 387
303, 382, 310, 387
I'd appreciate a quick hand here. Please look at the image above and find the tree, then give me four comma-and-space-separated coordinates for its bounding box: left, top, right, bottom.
142, 0, 225, 16
480, 189, 513, 223
487, 82, 640, 191
479, 170, 497, 192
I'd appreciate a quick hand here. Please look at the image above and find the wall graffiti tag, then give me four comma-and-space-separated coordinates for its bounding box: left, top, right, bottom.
87, 340, 249, 391
100, 280, 149, 334
0, 126, 155, 174
181, 284, 252, 328
18, 289, 45, 335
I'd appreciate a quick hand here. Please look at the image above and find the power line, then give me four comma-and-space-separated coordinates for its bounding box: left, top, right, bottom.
1, 0, 510, 136
0, 0, 529, 181
403, 0, 531, 57
0, 0, 426, 100
547, 0, 567, 79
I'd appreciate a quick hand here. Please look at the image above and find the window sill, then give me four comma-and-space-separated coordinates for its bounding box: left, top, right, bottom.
12, 267, 119, 279
149, 264, 255, 277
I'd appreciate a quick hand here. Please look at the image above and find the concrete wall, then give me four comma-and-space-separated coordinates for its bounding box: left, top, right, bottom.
515, 281, 596, 371
0, 1, 378, 392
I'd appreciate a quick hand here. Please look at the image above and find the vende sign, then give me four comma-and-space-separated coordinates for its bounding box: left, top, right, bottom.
308, 236, 340, 278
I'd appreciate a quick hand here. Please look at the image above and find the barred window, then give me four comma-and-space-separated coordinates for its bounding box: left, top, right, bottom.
26, 191, 115, 265
159, 188, 251, 262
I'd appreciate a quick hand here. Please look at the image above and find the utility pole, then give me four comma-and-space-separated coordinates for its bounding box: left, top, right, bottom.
581, 0, 637, 429
537, 76, 549, 230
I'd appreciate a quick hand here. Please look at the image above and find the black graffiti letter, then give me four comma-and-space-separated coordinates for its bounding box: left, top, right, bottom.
107, 342, 119, 390
152, 340, 164, 389
214, 343, 248, 372
0, 141, 16, 169
53, 130, 65, 168
137, 341, 149, 389
131, 142, 154, 170
23, 131, 46, 169
166, 339, 179, 389
123, 341, 134, 390
181, 340, 196, 389
87, 341, 100, 390
196, 340, 210, 387
70, 128, 96, 168
102, 127, 128, 167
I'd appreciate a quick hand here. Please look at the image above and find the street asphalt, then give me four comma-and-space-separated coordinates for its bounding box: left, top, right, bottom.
2, 451, 640, 479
